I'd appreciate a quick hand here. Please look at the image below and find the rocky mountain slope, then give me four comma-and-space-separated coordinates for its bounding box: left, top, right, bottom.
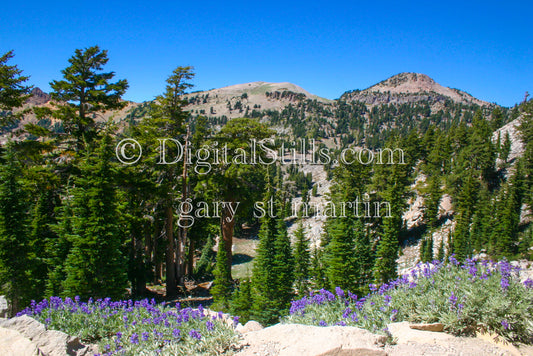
184, 81, 333, 119
341, 72, 492, 107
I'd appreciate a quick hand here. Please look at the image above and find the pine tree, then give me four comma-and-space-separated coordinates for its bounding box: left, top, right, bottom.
452, 213, 471, 261
194, 234, 216, 278
437, 239, 445, 261
373, 216, 399, 284
27, 178, 60, 302
47, 184, 74, 297
293, 220, 310, 295
271, 207, 294, 313
309, 247, 327, 290
134, 66, 194, 296
352, 224, 374, 295
211, 237, 233, 311
490, 163, 524, 258
423, 237, 433, 262
50, 46, 128, 151
420, 238, 427, 262
500, 131, 512, 163
230, 279, 252, 324
424, 174, 442, 229
324, 217, 356, 290
62, 134, 128, 299
251, 189, 282, 325
0, 144, 31, 314
0, 50, 31, 126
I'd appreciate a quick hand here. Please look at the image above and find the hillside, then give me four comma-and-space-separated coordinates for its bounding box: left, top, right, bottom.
342, 72, 492, 107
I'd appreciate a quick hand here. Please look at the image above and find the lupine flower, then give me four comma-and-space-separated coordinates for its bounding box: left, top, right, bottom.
335, 287, 345, 298
189, 329, 202, 340
501, 320, 509, 330
141, 332, 150, 341
172, 328, 181, 338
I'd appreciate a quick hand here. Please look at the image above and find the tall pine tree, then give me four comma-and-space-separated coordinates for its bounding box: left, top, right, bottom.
61, 133, 128, 299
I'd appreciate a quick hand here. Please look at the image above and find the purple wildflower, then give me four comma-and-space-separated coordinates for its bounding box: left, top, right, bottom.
501, 320, 509, 330
189, 329, 202, 340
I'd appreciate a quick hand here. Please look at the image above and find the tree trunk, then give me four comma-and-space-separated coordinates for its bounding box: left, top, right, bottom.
187, 237, 195, 276
177, 127, 190, 285
135, 230, 147, 295
165, 203, 177, 296
221, 201, 237, 277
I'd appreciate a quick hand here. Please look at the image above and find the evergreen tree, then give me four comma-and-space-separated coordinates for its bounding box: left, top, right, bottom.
0, 50, 31, 126
271, 207, 294, 313
373, 216, 399, 284
519, 100, 533, 210
500, 131, 512, 163
437, 239, 445, 261
194, 234, 216, 279
452, 213, 471, 261
46, 183, 74, 297
293, 220, 310, 295
352, 223, 374, 295
0, 144, 31, 314
309, 247, 327, 290
134, 66, 194, 296
490, 163, 524, 258
420, 237, 433, 262
251, 188, 281, 325
424, 174, 442, 229
211, 237, 233, 311
27, 176, 60, 302
230, 279, 252, 324
204, 118, 273, 276
324, 217, 356, 291
50, 46, 128, 151
62, 134, 128, 299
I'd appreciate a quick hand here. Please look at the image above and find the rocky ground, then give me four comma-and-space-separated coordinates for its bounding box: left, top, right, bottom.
235, 321, 533, 356
0, 316, 97, 356
3, 315, 533, 356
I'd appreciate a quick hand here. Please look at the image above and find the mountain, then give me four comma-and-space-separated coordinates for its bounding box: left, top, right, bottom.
341, 72, 491, 107
183, 81, 332, 119
5, 73, 510, 148
26, 87, 51, 106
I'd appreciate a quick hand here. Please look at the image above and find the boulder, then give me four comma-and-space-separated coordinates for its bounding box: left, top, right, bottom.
0, 316, 98, 356
317, 347, 387, 356
236, 324, 387, 356
408, 322, 444, 332
0, 295, 9, 318
236, 320, 263, 333
0, 326, 42, 356
387, 322, 453, 345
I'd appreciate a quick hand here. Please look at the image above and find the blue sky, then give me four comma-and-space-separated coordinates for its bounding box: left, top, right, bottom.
2, 0, 532, 107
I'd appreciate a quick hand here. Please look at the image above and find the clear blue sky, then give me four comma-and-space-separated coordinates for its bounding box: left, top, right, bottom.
2, 0, 532, 107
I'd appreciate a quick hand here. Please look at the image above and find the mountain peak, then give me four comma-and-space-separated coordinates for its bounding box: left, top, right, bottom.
347, 72, 491, 107
26, 87, 51, 105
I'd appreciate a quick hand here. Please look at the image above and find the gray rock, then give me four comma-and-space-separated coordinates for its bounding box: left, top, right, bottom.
0, 295, 9, 318
408, 322, 444, 332
318, 347, 388, 356
0, 326, 42, 356
236, 323, 387, 356
0, 316, 98, 356
236, 320, 264, 333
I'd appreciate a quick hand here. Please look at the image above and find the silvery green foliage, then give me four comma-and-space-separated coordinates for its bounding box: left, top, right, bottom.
287, 257, 533, 344
18, 298, 239, 355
